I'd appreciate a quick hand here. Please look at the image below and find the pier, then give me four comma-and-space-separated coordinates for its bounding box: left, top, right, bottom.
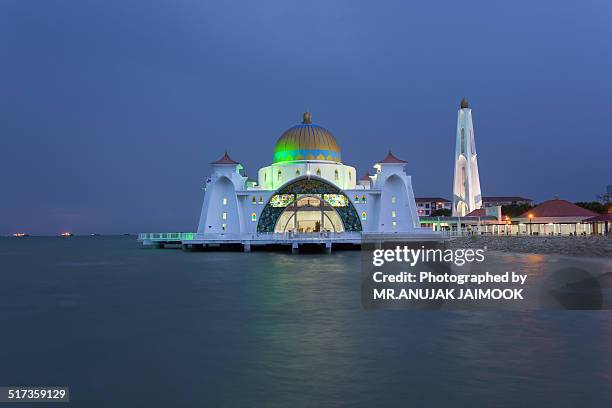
137, 231, 445, 253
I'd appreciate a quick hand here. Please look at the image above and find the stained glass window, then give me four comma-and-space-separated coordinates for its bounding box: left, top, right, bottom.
323, 194, 348, 207
251, 212, 257, 222
362, 195, 367, 203
270, 194, 295, 207
361, 211, 367, 220
354, 195, 360, 203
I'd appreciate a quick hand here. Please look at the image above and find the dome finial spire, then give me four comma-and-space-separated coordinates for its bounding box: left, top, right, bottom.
460, 97, 469, 109
302, 111, 312, 124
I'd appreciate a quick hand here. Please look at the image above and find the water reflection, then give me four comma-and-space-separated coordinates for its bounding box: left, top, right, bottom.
0, 237, 611, 407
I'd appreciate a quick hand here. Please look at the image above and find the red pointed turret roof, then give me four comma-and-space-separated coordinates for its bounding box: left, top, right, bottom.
359, 171, 372, 181
378, 150, 407, 164
211, 151, 239, 165
519, 199, 598, 218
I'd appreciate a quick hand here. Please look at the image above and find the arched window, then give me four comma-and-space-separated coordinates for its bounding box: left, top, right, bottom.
361, 211, 367, 221
264, 173, 267, 182
354, 195, 360, 203
222, 212, 228, 220
391, 210, 397, 218
316, 168, 321, 176
222, 198, 228, 205
392, 221, 397, 229
277, 170, 282, 182
334, 169, 339, 180
252, 196, 256, 204
258, 196, 264, 204
295, 169, 300, 176
362, 195, 367, 203
251, 212, 257, 222
461, 128, 465, 154
348, 172, 352, 180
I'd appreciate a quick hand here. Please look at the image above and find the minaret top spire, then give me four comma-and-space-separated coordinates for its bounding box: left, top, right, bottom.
302, 111, 312, 124
460, 98, 469, 109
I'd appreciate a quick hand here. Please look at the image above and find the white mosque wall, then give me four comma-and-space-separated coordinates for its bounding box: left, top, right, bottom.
372, 164, 420, 232
197, 175, 241, 234
257, 161, 356, 191
197, 159, 423, 236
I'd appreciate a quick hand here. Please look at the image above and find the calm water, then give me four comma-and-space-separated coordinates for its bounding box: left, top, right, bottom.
1, 236, 611, 407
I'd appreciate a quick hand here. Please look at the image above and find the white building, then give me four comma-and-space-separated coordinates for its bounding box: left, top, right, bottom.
196, 112, 428, 239
452, 98, 482, 216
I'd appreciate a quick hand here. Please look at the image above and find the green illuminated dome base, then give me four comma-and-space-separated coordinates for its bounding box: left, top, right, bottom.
273, 112, 342, 164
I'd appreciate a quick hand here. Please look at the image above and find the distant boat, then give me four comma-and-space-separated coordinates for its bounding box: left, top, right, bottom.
12, 233, 29, 237
60, 232, 73, 237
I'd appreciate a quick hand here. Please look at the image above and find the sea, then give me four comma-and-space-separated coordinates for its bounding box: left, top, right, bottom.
0, 236, 611, 407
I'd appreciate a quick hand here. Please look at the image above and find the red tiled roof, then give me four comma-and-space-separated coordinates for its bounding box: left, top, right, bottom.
466, 208, 487, 217
519, 199, 598, 218
583, 213, 612, 222
416, 197, 451, 203
378, 150, 407, 164
359, 171, 372, 181
211, 151, 239, 165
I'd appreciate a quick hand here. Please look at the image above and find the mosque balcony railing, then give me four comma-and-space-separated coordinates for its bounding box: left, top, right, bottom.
251, 231, 362, 241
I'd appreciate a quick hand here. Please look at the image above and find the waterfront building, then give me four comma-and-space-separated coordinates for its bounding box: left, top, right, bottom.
140, 112, 439, 250
482, 196, 533, 207
514, 199, 598, 235
583, 211, 612, 235
199, 112, 424, 236
420, 199, 609, 236
452, 98, 482, 216
415, 197, 452, 216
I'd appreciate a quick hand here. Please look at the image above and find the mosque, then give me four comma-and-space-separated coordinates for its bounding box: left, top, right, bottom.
139, 111, 440, 250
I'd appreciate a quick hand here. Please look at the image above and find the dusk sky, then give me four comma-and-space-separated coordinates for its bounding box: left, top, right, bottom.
1, 0, 611, 235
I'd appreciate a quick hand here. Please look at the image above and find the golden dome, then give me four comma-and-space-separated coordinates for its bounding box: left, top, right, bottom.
273, 112, 341, 163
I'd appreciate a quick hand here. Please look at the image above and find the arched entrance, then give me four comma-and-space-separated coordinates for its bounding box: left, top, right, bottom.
257, 177, 362, 233
274, 195, 345, 233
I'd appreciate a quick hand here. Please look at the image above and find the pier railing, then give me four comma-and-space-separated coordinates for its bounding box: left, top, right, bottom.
137, 231, 362, 242
138, 232, 195, 241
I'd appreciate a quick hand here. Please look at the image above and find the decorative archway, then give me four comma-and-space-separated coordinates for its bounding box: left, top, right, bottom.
257, 177, 362, 233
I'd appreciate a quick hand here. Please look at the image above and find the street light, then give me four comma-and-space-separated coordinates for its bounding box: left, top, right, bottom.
528, 213, 533, 235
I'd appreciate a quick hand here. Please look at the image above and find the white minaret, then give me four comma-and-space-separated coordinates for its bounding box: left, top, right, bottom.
452, 98, 482, 216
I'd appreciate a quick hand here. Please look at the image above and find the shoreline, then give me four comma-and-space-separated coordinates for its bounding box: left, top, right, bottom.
447, 235, 612, 258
